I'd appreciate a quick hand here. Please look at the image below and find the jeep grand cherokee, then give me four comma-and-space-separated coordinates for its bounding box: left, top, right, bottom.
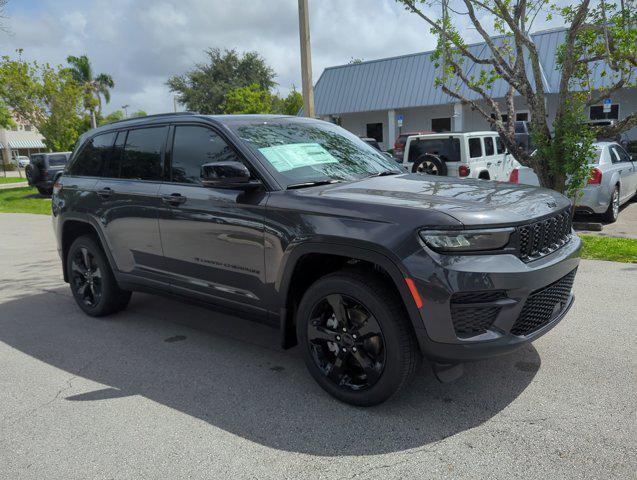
52, 114, 581, 406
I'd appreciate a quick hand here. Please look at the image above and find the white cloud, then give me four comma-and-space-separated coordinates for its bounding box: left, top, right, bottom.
0, 0, 567, 115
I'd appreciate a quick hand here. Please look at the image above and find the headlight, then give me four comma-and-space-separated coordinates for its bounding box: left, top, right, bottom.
419, 228, 514, 252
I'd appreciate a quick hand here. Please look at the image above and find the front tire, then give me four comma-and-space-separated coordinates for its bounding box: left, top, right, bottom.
297, 269, 420, 406
601, 185, 620, 223
66, 235, 132, 317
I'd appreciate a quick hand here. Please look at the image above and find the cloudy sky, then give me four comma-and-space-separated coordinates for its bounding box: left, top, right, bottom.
1, 0, 565, 115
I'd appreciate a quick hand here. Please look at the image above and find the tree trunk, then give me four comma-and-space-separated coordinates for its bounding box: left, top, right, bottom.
90, 110, 97, 129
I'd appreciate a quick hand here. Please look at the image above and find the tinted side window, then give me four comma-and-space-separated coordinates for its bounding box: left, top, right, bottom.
496, 137, 505, 154
613, 145, 631, 163
69, 132, 116, 176
120, 127, 167, 180
484, 137, 495, 156
171, 126, 244, 184
469, 138, 482, 158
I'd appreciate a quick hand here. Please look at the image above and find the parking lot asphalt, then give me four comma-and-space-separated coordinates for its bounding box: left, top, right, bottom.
0, 213, 635, 480
579, 201, 637, 239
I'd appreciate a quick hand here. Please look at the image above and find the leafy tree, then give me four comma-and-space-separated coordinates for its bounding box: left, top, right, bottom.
221, 83, 272, 114
131, 109, 147, 118
397, 0, 636, 195
167, 48, 276, 114
66, 55, 115, 129
273, 88, 303, 115
99, 110, 124, 125
0, 52, 84, 153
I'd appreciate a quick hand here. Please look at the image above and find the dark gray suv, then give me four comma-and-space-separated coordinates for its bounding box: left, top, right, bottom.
52, 113, 581, 406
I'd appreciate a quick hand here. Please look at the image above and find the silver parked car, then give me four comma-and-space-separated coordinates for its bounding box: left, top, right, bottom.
575, 142, 637, 222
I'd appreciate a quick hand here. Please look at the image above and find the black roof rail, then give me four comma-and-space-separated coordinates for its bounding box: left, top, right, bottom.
104, 111, 199, 126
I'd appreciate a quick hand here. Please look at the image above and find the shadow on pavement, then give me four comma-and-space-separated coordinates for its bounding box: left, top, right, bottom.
0, 288, 540, 456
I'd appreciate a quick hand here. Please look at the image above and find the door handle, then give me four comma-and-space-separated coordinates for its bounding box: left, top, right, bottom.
97, 187, 112, 199
162, 193, 187, 206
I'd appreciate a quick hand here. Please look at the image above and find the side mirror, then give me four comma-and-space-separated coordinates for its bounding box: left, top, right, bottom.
201, 161, 252, 188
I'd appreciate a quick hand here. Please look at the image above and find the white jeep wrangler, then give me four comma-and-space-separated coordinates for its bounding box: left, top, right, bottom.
402, 132, 539, 185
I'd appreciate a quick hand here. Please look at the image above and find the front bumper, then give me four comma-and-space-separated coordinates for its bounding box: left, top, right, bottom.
403, 234, 581, 362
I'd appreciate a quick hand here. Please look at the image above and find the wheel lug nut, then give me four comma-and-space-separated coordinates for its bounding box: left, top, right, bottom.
336, 335, 341, 341
352, 347, 357, 352
352, 334, 357, 339
342, 348, 347, 352
342, 328, 347, 332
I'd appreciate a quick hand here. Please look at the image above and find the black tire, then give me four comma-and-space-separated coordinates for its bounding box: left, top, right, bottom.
412, 154, 447, 176
601, 185, 620, 223
37, 186, 52, 196
297, 269, 420, 406
66, 235, 132, 317
25, 165, 37, 185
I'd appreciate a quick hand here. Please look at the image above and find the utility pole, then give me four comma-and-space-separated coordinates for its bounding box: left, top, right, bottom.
298, 0, 315, 117
121, 104, 130, 118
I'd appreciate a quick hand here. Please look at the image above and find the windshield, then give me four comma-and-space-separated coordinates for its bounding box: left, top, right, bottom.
231, 119, 401, 187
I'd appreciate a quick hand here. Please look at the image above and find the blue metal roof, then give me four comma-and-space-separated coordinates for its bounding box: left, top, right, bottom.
313, 28, 578, 115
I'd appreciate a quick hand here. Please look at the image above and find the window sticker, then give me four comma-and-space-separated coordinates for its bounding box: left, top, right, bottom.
258, 143, 339, 172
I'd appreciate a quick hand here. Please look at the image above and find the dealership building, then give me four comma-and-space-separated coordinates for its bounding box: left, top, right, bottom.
311, 27, 637, 150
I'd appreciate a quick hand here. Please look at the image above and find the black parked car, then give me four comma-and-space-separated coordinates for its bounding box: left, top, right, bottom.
26, 152, 71, 195
52, 114, 581, 406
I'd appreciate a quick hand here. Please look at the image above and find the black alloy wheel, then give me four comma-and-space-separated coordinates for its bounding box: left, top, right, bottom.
307, 293, 386, 391
66, 235, 132, 316
70, 246, 103, 308
297, 269, 420, 406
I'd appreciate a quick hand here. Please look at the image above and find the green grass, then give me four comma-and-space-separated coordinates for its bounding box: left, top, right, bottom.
579, 234, 637, 263
0, 187, 51, 215
0, 176, 27, 184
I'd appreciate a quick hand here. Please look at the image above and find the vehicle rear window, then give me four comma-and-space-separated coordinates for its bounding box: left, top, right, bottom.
119, 127, 167, 181
408, 138, 461, 163
484, 137, 494, 156
68, 133, 116, 176
468, 138, 482, 158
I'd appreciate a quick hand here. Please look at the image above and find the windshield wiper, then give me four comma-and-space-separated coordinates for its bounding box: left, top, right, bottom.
286, 180, 341, 189
367, 170, 401, 178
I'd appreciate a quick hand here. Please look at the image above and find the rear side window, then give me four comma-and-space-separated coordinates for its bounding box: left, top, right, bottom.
484, 137, 494, 156
496, 137, 505, 154
68, 132, 116, 176
48, 155, 68, 167
171, 125, 245, 184
468, 138, 482, 158
119, 127, 167, 180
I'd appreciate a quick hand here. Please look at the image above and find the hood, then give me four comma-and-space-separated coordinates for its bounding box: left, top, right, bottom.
307, 173, 571, 227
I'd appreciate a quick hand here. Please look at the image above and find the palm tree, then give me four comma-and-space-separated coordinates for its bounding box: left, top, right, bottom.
66, 55, 114, 129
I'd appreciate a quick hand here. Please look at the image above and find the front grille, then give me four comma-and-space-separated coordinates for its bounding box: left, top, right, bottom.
517, 208, 573, 262
511, 269, 577, 336
450, 290, 506, 338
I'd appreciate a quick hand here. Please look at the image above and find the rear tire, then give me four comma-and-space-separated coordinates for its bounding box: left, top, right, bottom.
37, 186, 52, 196
297, 269, 420, 406
601, 185, 620, 223
66, 235, 132, 317
412, 154, 447, 176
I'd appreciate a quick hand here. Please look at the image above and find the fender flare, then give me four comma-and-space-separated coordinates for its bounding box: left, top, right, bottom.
60, 214, 119, 283
276, 241, 426, 348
